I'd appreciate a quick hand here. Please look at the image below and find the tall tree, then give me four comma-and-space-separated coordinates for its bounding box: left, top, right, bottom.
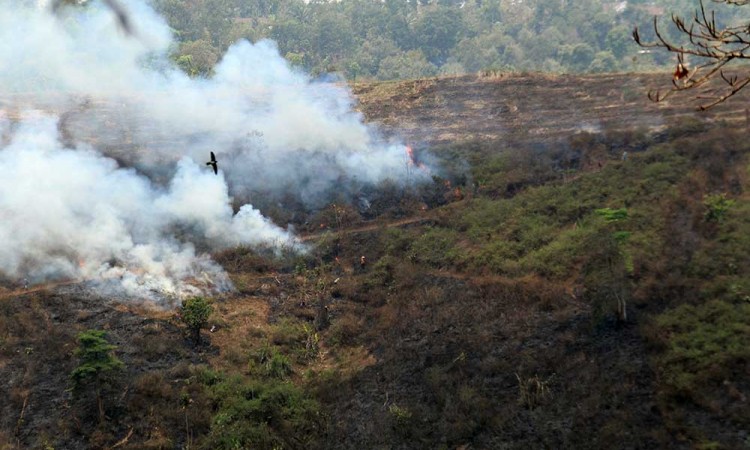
412, 6, 464, 65
312, 9, 355, 63
178, 38, 220, 76
70, 330, 125, 423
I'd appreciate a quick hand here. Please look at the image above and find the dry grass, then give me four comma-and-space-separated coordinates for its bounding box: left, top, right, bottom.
206, 295, 270, 371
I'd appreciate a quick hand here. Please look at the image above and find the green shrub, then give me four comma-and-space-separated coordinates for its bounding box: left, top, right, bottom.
595, 207, 628, 222
70, 329, 125, 423
382, 228, 413, 255
515, 214, 558, 250
703, 193, 735, 223
364, 255, 396, 288
470, 239, 520, 274
196, 366, 224, 386
408, 227, 460, 268
270, 317, 305, 347
656, 300, 750, 397
254, 345, 293, 379
581, 227, 631, 322
203, 376, 323, 450
181, 297, 213, 345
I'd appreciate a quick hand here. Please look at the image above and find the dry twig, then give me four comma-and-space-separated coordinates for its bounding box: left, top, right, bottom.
51, 0, 132, 35
633, 0, 750, 109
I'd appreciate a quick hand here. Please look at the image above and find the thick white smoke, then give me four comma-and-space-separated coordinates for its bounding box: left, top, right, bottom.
0, 116, 294, 301
0, 0, 424, 302
0, 0, 418, 199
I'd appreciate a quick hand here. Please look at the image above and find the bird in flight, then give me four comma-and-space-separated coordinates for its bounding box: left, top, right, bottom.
206, 151, 218, 175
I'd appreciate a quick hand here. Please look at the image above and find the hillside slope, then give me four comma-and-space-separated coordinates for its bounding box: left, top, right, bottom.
353, 72, 748, 146
1, 72, 749, 449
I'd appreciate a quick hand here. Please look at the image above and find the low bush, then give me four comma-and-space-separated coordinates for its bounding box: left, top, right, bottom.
655, 300, 750, 401
407, 227, 460, 268
201, 375, 323, 449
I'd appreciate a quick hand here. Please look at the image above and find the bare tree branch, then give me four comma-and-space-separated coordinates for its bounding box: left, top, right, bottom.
634, 0, 750, 109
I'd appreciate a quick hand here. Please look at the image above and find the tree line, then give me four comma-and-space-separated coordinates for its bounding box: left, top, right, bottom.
153, 0, 726, 80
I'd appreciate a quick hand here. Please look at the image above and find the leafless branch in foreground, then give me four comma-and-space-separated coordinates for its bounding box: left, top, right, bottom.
633, 0, 750, 110
51, 0, 132, 35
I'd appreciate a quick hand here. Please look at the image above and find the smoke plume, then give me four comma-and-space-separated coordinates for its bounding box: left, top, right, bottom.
0, 0, 425, 302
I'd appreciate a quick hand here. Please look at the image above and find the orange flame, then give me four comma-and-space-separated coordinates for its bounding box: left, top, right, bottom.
406, 145, 416, 164
405, 145, 429, 172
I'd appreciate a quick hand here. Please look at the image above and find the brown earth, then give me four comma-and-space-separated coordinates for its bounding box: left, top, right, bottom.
352, 72, 749, 147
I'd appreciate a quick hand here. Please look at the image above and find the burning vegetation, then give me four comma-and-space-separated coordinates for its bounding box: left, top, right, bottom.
0, 1, 442, 303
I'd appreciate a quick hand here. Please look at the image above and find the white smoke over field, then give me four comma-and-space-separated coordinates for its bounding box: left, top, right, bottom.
0, 0, 417, 196
0, 116, 295, 301
0, 0, 426, 303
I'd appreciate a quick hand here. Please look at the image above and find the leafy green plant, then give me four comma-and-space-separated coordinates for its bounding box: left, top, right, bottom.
70, 330, 124, 423
656, 300, 750, 397
70, 330, 124, 388
595, 207, 628, 222
270, 317, 305, 347
255, 345, 293, 379
407, 227, 459, 268
703, 193, 735, 223
364, 255, 396, 289
582, 228, 631, 322
180, 296, 213, 345
203, 375, 323, 449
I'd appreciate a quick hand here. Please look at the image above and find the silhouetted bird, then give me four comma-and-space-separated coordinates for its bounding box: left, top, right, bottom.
206, 151, 218, 175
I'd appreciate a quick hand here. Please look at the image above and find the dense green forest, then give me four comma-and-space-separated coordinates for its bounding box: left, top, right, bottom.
153, 0, 748, 80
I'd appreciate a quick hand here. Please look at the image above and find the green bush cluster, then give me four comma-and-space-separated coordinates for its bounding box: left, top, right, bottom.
703, 193, 735, 223
407, 227, 460, 269
656, 300, 750, 397
255, 345, 293, 379
203, 374, 323, 449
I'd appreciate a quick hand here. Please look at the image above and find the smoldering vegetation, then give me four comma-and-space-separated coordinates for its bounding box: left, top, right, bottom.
0, 0, 431, 303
